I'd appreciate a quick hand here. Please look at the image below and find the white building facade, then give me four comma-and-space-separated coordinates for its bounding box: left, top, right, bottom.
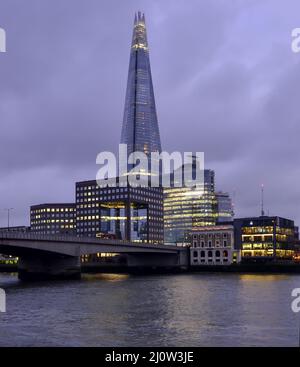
190, 225, 240, 266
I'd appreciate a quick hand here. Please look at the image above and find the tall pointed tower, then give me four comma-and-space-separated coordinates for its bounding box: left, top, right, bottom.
120, 12, 162, 171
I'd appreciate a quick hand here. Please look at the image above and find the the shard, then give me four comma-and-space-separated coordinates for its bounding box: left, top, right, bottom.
120, 12, 162, 171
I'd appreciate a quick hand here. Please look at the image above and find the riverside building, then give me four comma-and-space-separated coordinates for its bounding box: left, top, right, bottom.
215, 191, 234, 223
76, 178, 163, 243
30, 203, 76, 235
190, 224, 240, 266
234, 216, 299, 262
164, 168, 217, 244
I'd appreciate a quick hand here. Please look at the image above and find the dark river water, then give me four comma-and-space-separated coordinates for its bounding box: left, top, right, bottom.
0, 272, 300, 347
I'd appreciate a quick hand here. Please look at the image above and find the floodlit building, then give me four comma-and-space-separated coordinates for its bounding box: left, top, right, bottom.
190, 224, 240, 266
120, 11, 162, 172
164, 168, 217, 244
75, 14, 164, 244
75, 178, 163, 243
234, 216, 299, 262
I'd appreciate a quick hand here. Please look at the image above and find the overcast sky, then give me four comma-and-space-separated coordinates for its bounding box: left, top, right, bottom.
0, 0, 300, 227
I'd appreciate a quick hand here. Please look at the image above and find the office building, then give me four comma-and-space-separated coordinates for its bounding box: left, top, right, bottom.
72, 11, 164, 244
29, 13, 164, 244
164, 168, 217, 244
30, 203, 76, 235
76, 178, 164, 243
234, 216, 299, 262
215, 191, 234, 223
190, 224, 240, 265
120, 11, 162, 172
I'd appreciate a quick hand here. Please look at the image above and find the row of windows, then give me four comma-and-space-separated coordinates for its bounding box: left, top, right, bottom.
76, 221, 163, 228
77, 190, 162, 198
192, 250, 229, 258
242, 235, 273, 242
31, 219, 75, 224
193, 240, 229, 248
193, 232, 230, 239
34, 230, 75, 235
31, 208, 75, 214
32, 213, 75, 219
76, 186, 162, 195
76, 217, 163, 223
192, 258, 230, 265
32, 225, 75, 230
76, 207, 162, 213
77, 191, 163, 199
76, 227, 162, 234
77, 197, 163, 205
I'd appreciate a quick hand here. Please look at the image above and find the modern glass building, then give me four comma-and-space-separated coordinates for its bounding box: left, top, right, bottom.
28, 13, 164, 244
120, 11, 162, 172
164, 168, 217, 244
215, 191, 234, 223
234, 216, 299, 262
75, 178, 164, 243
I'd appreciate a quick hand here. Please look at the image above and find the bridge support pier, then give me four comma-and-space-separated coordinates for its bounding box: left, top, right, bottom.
126, 251, 189, 273
18, 255, 81, 281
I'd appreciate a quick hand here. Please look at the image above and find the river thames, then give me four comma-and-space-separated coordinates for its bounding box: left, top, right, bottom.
0, 272, 299, 347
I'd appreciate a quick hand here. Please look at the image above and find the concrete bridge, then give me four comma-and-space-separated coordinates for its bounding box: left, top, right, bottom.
0, 233, 189, 280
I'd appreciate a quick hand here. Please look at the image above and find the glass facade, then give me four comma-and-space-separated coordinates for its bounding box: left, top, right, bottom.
120, 12, 162, 170
234, 216, 299, 261
74, 14, 164, 244
76, 179, 164, 243
215, 191, 234, 223
164, 169, 217, 244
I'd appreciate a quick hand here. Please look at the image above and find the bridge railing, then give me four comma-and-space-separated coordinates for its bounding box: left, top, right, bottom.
0, 231, 170, 247
0, 231, 124, 243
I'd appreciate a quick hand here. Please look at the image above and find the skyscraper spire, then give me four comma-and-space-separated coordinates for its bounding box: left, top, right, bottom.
120, 12, 162, 172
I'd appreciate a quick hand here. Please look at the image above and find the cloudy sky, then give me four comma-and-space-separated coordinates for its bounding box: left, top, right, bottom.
0, 0, 300, 227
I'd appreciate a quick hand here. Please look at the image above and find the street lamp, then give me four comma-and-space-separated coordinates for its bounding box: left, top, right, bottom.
4, 208, 13, 231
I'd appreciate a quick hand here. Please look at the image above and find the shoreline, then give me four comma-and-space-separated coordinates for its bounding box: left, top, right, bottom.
2, 262, 300, 276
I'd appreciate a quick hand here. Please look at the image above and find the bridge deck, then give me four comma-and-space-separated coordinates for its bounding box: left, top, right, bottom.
0, 232, 186, 257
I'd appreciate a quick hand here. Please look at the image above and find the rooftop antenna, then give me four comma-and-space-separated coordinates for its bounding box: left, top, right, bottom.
261, 183, 265, 216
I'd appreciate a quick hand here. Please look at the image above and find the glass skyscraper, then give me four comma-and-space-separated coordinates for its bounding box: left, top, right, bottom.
74, 12, 164, 244
215, 191, 234, 223
164, 168, 217, 244
120, 12, 162, 170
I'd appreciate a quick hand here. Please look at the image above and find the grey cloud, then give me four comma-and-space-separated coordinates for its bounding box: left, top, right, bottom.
0, 0, 299, 226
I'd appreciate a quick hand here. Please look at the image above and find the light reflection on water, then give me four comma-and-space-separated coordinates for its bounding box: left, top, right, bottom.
0, 272, 299, 347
